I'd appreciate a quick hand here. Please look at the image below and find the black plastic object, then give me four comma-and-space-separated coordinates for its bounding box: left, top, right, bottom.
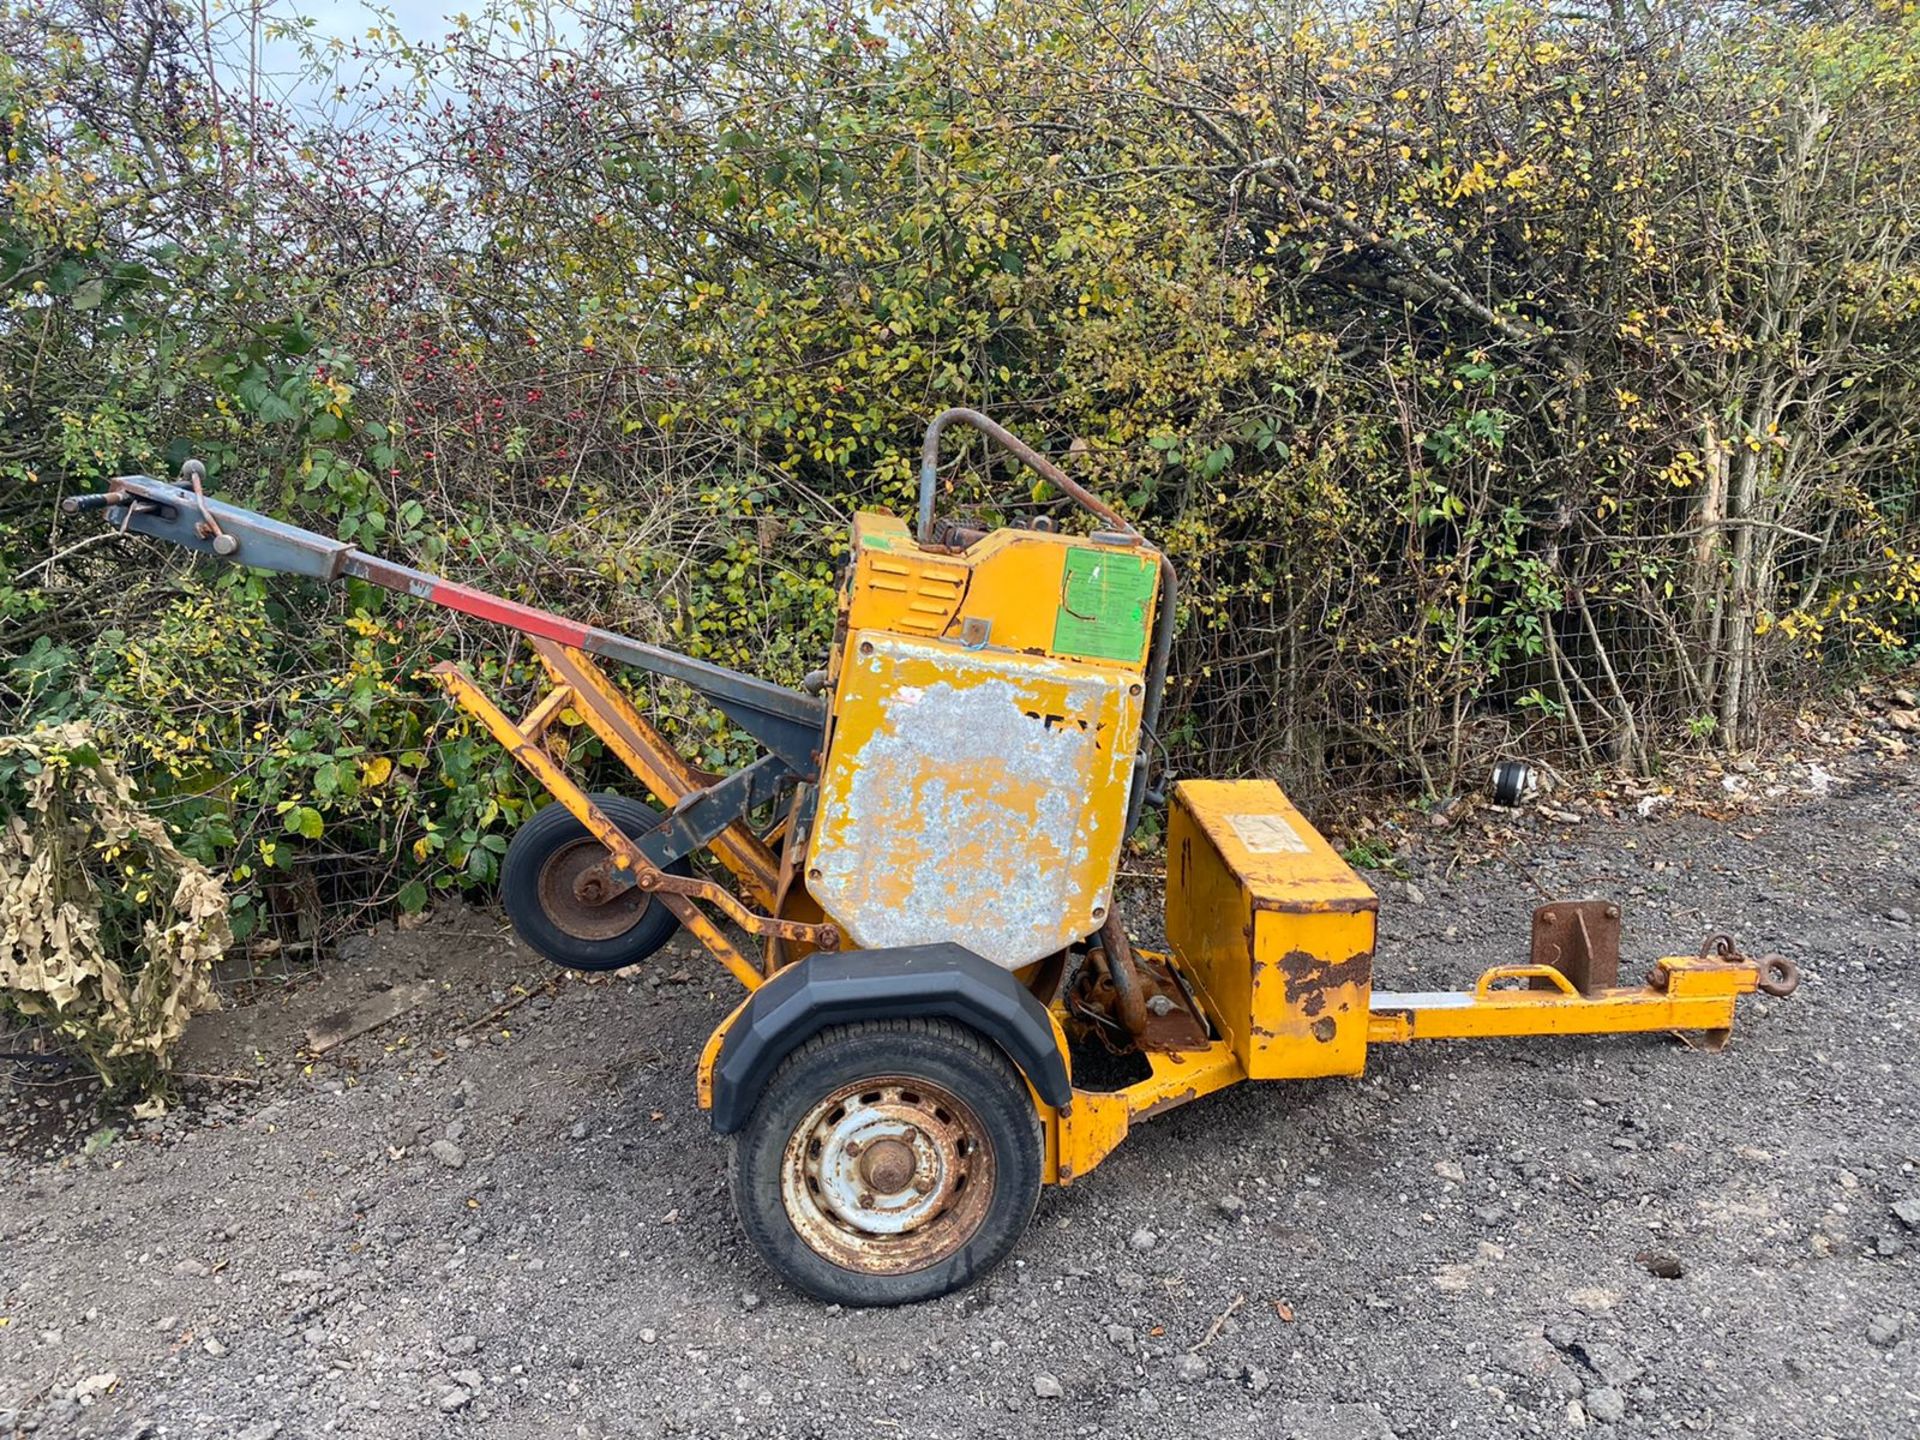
1491, 760, 1535, 807
707, 944, 1072, 1133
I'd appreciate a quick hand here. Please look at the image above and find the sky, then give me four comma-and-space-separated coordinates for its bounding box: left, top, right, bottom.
224, 0, 536, 118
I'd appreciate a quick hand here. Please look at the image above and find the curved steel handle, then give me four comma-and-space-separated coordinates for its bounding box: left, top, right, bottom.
1474, 964, 1579, 999
916, 407, 1138, 544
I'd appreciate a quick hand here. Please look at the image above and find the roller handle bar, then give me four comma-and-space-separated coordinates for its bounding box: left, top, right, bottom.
65, 470, 826, 776
916, 407, 1138, 545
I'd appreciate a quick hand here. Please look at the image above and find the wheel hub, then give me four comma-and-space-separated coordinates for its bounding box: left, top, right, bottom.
536, 838, 652, 942
780, 1078, 995, 1275
859, 1136, 917, 1195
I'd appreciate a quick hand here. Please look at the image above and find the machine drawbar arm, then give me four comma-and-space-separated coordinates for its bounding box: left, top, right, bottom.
64, 469, 826, 778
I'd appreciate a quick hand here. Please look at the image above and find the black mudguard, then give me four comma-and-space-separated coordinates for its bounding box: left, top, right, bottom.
707, 943, 1072, 1133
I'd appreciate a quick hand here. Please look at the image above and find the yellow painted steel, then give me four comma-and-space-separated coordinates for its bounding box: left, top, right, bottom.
516, 683, 576, 740
697, 991, 757, 1110
1366, 955, 1758, 1044
806, 512, 1161, 971
1043, 1038, 1247, 1184
842, 512, 1162, 666
842, 518, 971, 639
1166, 779, 1379, 1080
531, 640, 782, 911
422, 498, 1779, 1193
1029, 945, 1764, 1188
430, 661, 767, 993
806, 633, 1146, 970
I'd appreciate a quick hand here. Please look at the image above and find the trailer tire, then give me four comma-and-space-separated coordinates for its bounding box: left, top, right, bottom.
729, 1017, 1042, 1307
499, 794, 688, 972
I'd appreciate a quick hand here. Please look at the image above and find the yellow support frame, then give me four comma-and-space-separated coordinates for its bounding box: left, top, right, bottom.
1031, 948, 1769, 1188
528, 639, 782, 910
1044, 1038, 1247, 1185
1366, 954, 1758, 1045
433, 643, 1778, 1198
429, 658, 837, 994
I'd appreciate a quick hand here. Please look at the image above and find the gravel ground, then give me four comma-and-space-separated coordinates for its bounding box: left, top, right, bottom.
2, 755, 1916, 1440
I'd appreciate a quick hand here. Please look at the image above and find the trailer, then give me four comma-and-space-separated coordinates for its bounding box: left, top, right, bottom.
67, 408, 1798, 1306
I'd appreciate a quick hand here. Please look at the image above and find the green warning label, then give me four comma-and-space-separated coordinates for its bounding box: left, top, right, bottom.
1052, 547, 1155, 662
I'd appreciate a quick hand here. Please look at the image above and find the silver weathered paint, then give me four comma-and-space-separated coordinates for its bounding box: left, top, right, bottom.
808, 633, 1141, 969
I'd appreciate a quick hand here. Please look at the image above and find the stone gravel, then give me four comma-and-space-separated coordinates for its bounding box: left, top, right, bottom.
1, 756, 1915, 1438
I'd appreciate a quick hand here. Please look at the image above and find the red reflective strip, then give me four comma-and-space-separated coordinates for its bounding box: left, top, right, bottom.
428, 580, 592, 648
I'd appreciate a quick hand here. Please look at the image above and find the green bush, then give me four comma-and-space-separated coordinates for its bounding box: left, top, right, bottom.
2, 0, 1917, 961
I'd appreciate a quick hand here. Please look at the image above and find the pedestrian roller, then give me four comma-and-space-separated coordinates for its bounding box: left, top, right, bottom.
67, 407, 1799, 1305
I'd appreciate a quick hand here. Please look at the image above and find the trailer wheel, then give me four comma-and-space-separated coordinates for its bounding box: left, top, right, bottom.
729, 1018, 1042, 1306
499, 794, 689, 971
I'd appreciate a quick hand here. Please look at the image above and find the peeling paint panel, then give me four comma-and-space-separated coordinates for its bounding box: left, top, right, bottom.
808, 632, 1143, 970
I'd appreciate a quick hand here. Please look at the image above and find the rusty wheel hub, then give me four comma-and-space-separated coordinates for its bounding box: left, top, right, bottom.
535, 839, 653, 943
780, 1077, 994, 1276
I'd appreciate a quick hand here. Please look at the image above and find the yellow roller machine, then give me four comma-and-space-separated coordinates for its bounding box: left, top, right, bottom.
71, 408, 1799, 1307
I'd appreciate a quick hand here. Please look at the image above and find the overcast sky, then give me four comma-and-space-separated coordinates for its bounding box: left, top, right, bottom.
237, 0, 536, 115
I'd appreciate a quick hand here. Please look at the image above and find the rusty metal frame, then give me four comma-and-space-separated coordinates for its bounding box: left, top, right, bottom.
530, 639, 784, 910
1530, 899, 1621, 994
429, 660, 837, 993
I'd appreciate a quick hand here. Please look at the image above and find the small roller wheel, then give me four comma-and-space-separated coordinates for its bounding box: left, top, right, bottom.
1755, 954, 1800, 998
729, 1018, 1043, 1307
498, 794, 688, 971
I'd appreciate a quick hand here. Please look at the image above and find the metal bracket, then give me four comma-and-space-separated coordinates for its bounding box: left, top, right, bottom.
1530, 900, 1621, 996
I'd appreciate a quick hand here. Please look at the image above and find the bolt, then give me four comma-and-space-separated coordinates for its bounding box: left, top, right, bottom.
845, 1140, 862, 1156
858, 1192, 874, 1208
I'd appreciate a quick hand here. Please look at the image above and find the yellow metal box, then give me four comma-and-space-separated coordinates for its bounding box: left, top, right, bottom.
1166, 779, 1378, 1079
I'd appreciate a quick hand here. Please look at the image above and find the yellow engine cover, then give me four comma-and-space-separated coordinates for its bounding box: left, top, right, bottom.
807, 632, 1144, 969
805, 511, 1160, 969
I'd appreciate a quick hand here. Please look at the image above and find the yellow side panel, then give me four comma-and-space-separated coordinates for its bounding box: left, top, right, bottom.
1166, 779, 1378, 1081
1046, 1039, 1248, 1184
808, 631, 1142, 970
843, 514, 970, 638
945, 532, 1073, 657
841, 512, 1159, 668
1250, 907, 1375, 1078
1165, 797, 1258, 1072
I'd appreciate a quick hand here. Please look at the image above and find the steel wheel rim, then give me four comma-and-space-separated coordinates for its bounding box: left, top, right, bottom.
535, 838, 653, 942
780, 1075, 996, 1275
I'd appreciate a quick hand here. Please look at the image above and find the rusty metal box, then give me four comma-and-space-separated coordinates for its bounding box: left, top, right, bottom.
1165, 780, 1378, 1080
